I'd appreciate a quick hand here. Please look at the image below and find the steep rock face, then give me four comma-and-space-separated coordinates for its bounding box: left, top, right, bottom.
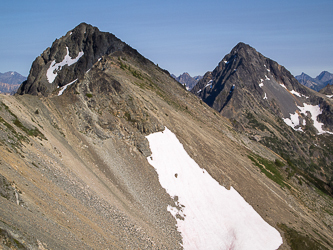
17, 23, 147, 96
192, 42, 333, 196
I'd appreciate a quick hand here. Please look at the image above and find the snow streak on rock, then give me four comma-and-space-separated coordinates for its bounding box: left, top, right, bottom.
58, 79, 77, 96
46, 47, 84, 83
146, 127, 282, 250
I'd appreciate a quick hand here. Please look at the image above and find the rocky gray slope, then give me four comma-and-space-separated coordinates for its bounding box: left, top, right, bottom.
295, 71, 333, 91
1, 25, 333, 249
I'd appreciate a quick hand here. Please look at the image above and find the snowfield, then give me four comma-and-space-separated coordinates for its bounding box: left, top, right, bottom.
146, 127, 282, 250
283, 104, 333, 134
298, 104, 333, 135
46, 47, 84, 83
283, 112, 303, 132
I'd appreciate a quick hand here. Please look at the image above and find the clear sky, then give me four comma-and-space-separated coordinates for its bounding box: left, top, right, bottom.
0, 0, 332, 78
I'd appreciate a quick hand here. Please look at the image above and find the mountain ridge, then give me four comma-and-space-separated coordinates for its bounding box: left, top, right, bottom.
295, 71, 333, 91
1, 25, 333, 249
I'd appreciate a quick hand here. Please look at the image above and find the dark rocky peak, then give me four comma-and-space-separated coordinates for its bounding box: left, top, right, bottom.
191, 42, 309, 117
17, 23, 140, 96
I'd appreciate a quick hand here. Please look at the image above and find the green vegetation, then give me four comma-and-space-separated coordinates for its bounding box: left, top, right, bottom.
0, 229, 26, 249
246, 112, 268, 131
85, 93, 93, 98
248, 154, 289, 189
13, 118, 45, 139
278, 224, 329, 250
124, 112, 138, 123
0, 102, 46, 142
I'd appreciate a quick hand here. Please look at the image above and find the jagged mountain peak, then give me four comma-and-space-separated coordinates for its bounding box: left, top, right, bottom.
17, 23, 145, 96
192, 42, 310, 119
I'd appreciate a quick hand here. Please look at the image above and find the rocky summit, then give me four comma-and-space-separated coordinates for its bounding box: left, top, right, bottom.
17, 23, 144, 96
1, 24, 333, 249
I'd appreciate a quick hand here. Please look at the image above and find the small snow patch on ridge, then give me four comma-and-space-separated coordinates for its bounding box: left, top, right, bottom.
146, 127, 282, 250
47, 47, 84, 83
280, 84, 287, 90
290, 90, 302, 97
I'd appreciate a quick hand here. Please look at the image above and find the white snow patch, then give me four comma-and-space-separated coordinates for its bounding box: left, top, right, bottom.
58, 79, 77, 96
146, 127, 282, 250
267, 68, 270, 72
259, 80, 264, 87
265, 75, 270, 80
11, 72, 14, 75
223, 60, 229, 64
283, 112, 303, 132
205, 80, 213, 88
298, 104, 333, 135
290, 90, 302, 97
263, 93, 268, 100
46, 47, 84, 83
197, 89, 202, 93
327, 95, 333, 98
280, 84, 287, 90
98, 58, 102, 62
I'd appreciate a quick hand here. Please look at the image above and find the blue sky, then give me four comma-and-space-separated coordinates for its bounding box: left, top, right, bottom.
0, 0, 332, 78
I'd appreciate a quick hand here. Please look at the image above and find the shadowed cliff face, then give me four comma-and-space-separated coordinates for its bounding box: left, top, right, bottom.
1, 26, 333, 249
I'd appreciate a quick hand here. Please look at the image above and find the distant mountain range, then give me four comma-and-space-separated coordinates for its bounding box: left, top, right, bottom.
172, 72, 202, 90
0, 71, 26, 94
295, 71, 333, 91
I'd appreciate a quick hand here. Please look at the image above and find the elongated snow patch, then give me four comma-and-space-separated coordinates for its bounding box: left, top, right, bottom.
146, 127, 282, 250
46, 47, 84, 83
